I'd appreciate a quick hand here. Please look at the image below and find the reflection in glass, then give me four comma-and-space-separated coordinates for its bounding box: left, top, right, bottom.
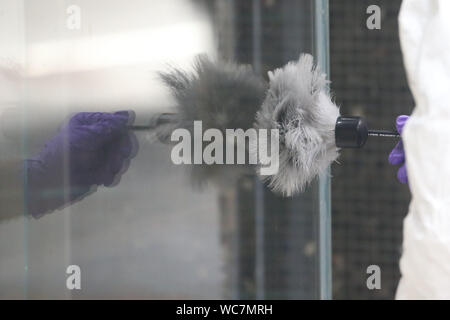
0, 0, 330, 299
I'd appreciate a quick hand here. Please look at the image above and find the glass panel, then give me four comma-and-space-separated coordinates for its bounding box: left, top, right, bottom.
0, 0, 28, 299
0, 0, 330, 299
315, 0, 332, 300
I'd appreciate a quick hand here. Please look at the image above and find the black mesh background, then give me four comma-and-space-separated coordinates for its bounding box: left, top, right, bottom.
329, 0, 413, 299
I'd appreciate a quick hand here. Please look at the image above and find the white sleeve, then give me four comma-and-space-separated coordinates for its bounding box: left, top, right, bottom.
396, 0, 450, 299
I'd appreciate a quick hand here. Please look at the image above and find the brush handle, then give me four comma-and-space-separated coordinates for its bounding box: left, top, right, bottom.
335, 116, 400, 148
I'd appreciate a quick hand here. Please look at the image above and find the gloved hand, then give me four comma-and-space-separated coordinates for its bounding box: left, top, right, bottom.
25, 111, 138, 218
388, 115, 409, 184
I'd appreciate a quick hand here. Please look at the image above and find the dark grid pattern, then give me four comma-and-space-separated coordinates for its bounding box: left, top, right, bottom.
232, 0, 319, 299
329, 0, 413, 299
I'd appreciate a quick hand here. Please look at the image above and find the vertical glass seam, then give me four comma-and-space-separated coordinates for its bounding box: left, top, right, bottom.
314, 0, 332, 300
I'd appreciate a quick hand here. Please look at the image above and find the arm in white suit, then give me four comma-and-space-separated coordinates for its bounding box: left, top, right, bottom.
396, 0, 450, 299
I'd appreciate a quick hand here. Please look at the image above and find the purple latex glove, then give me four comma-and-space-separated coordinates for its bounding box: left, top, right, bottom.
25, 111, 138, 218
388, 115, 409, 184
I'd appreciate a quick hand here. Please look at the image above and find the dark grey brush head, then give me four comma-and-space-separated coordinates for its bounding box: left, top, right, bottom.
255, 54, 340, 196
156, 54, 267, 187
159, 54, 267, 131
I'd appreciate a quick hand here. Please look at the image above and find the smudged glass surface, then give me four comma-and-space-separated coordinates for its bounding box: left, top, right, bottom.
0, 0, 330, 299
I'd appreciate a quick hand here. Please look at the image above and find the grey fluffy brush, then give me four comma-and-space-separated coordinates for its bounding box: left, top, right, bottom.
159, 55, 266, 132
148, 54, 340, 194
155, 54, 267, 187
255, 54, 340, 196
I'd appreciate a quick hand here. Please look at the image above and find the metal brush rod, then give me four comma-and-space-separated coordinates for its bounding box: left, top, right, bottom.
128, 113, 177, 131
368, 130, 400, 138
128, 125, 152, 131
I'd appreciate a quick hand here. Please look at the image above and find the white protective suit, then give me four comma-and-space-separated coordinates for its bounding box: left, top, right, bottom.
396, 0, 450, 299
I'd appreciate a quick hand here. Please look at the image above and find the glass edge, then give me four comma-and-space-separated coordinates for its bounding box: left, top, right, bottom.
314, 0, 332, 300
